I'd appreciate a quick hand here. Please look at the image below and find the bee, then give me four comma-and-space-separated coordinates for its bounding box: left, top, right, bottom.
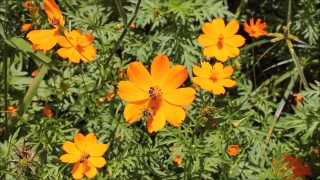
80, 153, 90, 163
141, 107, 153, 120
148, 87, 158, 99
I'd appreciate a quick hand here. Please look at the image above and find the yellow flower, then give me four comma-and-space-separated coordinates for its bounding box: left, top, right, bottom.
198, 18, 246, 62
192, 62, 236, 95
173, 156, 182, 165
27, 0, 64, 51
57, 30, 96, 63
60, 133, 107, 179
117, 54, 196, 133
244, 18, 267, 38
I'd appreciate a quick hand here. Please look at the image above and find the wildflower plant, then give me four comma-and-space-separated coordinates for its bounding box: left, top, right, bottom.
0, 0, 319, 179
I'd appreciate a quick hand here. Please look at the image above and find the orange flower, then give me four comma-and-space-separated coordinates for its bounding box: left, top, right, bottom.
227, 145, 240, 156
192, 62, 236, 95
198, 18, 245, 62
27, 0, 64, 51
8, 106, 18, 114
105, 92, 115, 100
43, 103, 52, 117
31, 69, 38, 77
57, 30, 96, 63
173, 156, 182, 165
22, 23, 34, 31
293, 93, 303, 101
60, 133, 107, 179
244, 18, 267, 38
273, 154, 312, 180
117, 54, 196, 133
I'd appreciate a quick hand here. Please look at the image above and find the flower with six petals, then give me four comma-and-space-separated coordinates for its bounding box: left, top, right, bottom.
57, 30, 96, 63
117, 54, 196, 133
60, 133, 107, 179
198, 18, 246, 62
27, 0, 64, 51
244, 18, 268, 38
192, 61, 236, 95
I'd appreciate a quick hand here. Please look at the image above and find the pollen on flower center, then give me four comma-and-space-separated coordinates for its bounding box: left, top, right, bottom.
217, 34, 224, 49
210, 72, 218, 82
80, 153, 90, 163
148, 86, 162, 100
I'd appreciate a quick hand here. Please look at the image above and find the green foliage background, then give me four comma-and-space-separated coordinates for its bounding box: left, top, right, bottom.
0, 0, 319, 179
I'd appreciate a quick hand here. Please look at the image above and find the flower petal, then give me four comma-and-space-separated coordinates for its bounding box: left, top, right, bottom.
89, 144, 108, 157
213, 46, 229, 62
72, 161, 86, 179
192, 77, 214, 91
224, 20, 239, 38
202, 22, 218, 37
58, 35, 72, 48
79, 46, 96, 62
44, 0, 64, 26
193, 62, 212, 78
212, 83, 226, 95
217, 65, 234, 79
212, 62, 224, 72
198, 34, 218, 47
60, 154, 81, 163
162, 100, 186, 127
127, 62, 153, 91
27, 29, 59, 50
203, 45, 217, 58
147, 107, 166, 133
69, 48, 81, 63
124, 100, 149, 123
212, 18, 225, 34
218, 79, 236, 87
57, 47, 71, 59
80, 33, 94, 47
151, 54, 170, 85
62, 141, 82, 155
84, 163, 97, 178
84, 133, 97, 153
74, 133, 86, 152
117, 81, 149, 101
162, 88, 196, 105
224, 44, 240, 58
88, 157, 106, 168
224, 35, 246, 47
160, 65, 188, 93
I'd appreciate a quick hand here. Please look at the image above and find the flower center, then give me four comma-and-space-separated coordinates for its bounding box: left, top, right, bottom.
51, 17, 61, 26
80, 153, 90, 163
217, 34, 224, 49
210, 72, 218, 82
148, 86, 162, 100
251, 26, 258, 33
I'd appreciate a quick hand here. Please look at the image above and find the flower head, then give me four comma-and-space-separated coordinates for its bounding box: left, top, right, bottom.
57, 30, 96, 63
198, 18, 245, 62
22, 23, 35, 31
244, 18, 267, 38
27, 0, 64, 51
8, 106, 18, 114
31, 69, 38, 77
24, 1, 39, 20
273, 154, 312, 180
227, 145, 240, 156
60, 133, 107, 179
192, 62, 236, 95
173, 156, 182, 165
293, 93, 303, 101
43, 103, 52, 117
117, 54, 196, 133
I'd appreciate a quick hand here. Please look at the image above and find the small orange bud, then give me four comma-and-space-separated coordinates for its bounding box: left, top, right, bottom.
43, 103, 52, 117
173, 156, 182, 165
8, 106, 18, 114
130, 23, 136, 29
31, 69, 38, 77
97, 97, 105, 105
105, 92, 115, 100
116, 133, 121, 138
227, 145, 240, 156
312, 149, 319, 156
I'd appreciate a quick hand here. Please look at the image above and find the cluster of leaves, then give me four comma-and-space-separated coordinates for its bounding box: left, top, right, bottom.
0, 0, 319, 179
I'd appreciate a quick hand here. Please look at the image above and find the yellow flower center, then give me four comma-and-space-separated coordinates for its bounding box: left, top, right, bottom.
80, 153, 90, 163
217, 34, 224, 49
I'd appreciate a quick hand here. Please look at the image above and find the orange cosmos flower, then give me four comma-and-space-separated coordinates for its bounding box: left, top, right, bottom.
192, 62, 236, 95
8, 106, 18, 114
293, 93, 303, 101
244, 18, 268, 38
60, 133, 107, 179
227, 145, 240, 156
198, 18, 246, 62
43, 103, 52, 117
117, 54, 196, 133
57, 30, 96, 63
273, 154, 312, 180
173, 156, 182, 165
27, 0, 64, 51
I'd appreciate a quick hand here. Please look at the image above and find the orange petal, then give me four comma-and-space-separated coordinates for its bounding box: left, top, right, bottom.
218, 79, 236, 87
202, 22, 218, 37
62, 141, 82, 155
224, 20, 239, 38
57, 47, 71, 59
127, 62, 153, 91
69, 48, 82, 63
192, 62, 211, 78
203, 45, 217, 58
58, 35, 72, 48
217, 65, 234, 79
22, 23, 34, 31
117, 81, 149, 101
80, 33, 94, 46
224, 35, 246, 47
78, 46, 96, 62
124, 100, 149, 123
211, 18, 225, 34
84, 163, 97, 178
72, 162, 85, 179
198, 34, 217, 47
162, 88, 196, 105
224, 44, 240, 58
74, 133, 86, 152
213, 46, 228, 62
27, 29, 59, 50
162, 101, 186, 127
44, 0, 64, 26
212, 83, 226, 95
84, 133, 97, 153
147, 107, 166, 133
88, 156, 106, 168
151, 54, 170, 85
89, 144, 108, 156
160, 65, 188, 93
60, 154, 81, 163
192, 77, 214, 91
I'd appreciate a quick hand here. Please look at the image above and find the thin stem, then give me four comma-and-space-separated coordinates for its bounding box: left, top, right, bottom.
252, 38, 256, 89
